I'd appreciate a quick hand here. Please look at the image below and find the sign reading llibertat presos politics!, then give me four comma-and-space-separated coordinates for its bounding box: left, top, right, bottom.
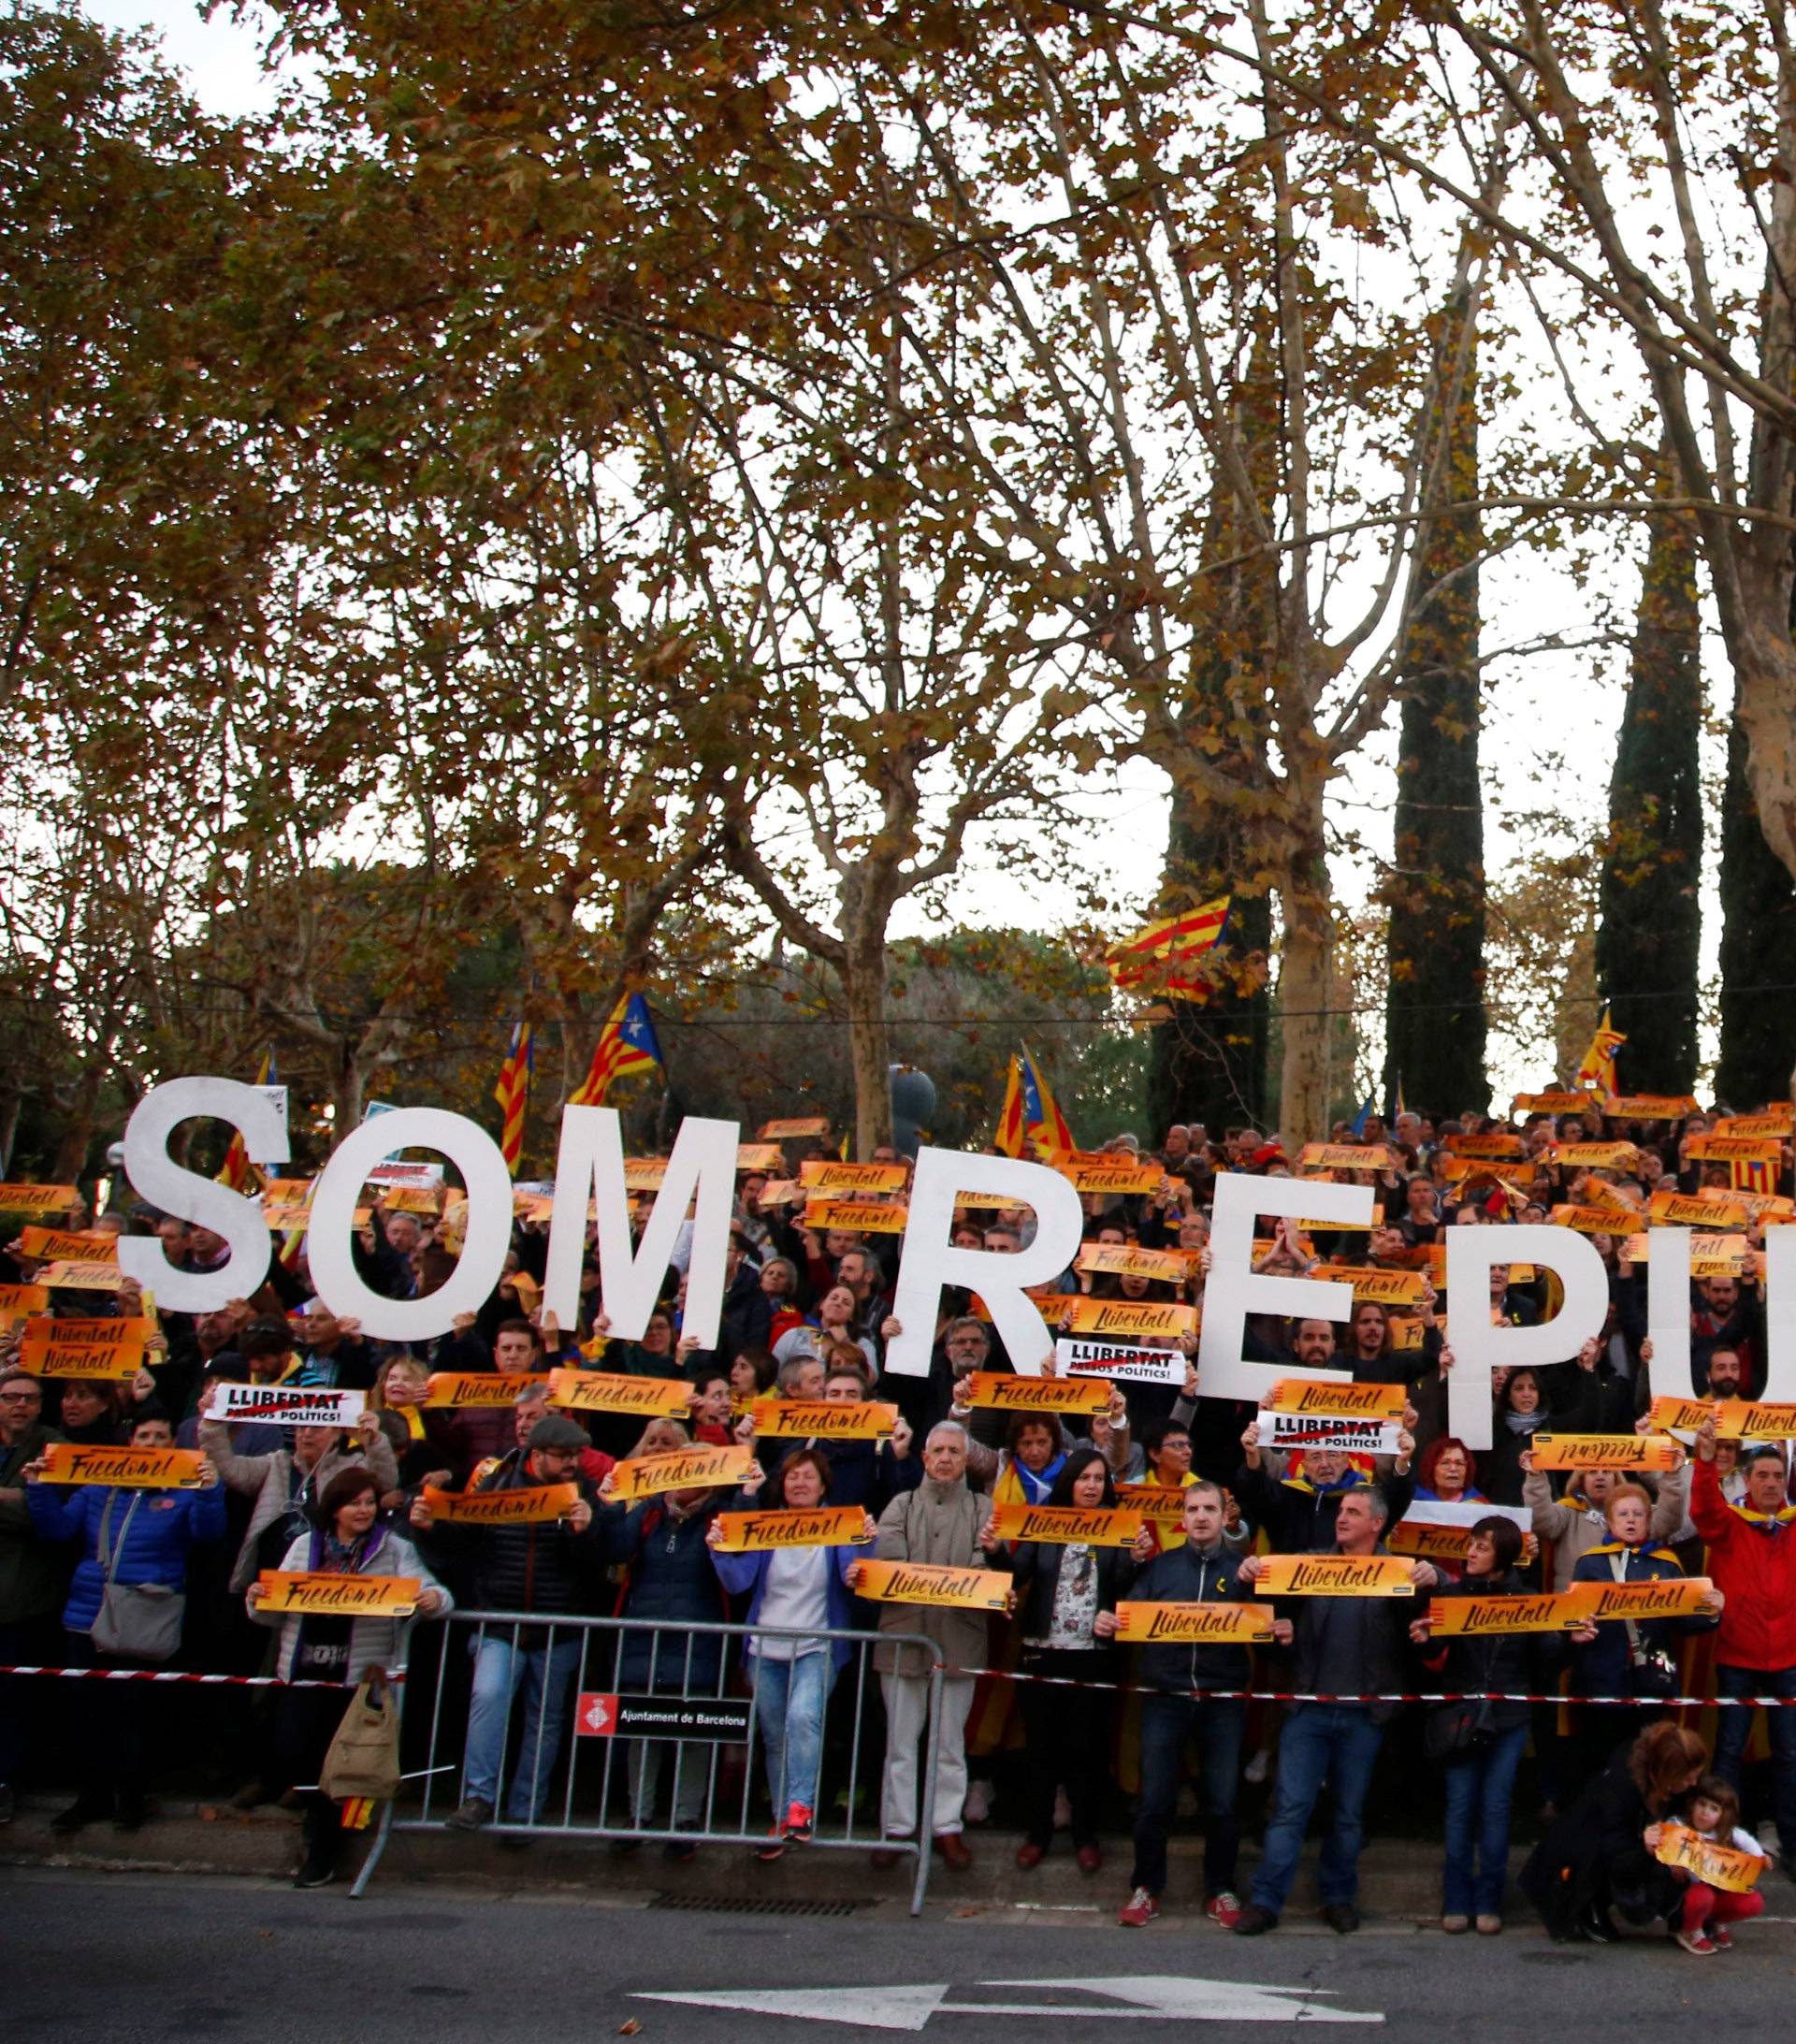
109, 1078, 1796, 1452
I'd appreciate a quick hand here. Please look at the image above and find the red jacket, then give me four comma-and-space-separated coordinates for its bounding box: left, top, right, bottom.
1690, 1456, 1796, 1670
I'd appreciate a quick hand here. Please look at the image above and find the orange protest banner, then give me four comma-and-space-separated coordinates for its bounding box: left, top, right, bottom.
1309, 1265, 1428, 1308
546, 1370, 691, 1419
1551, 1205, 1635, 1236
962, 1373, 1112, 1415
1713, 1112, 1793, 1139
1075, 1242, 1195, 1283
710, 1506, 873, 1553
607, 1444, 755, 1502
1512, 1091, 1591, 1113
1684, 1136, 1784, 1164
1654, 1823, 1764, 1894
17, 1316, 148, 1379
759, 1117, 832, 1140
419, 1482, 580, 1525
422, 1372, 552, 1408
1564, 1575, 1716, 1624
734, 1144, 788, 1172
0, 1283, 50, 1317
1649, 1190, 1751, 1228
1024, 1291, 1084, 1326
1605, 1094, 1701, 1119
800, 1160, 909, 1193
1063, 1162, 1167, 1196
36, 1261, 125, 1292
1267, 1378, 1409, 1423
38, 1442, 204, 1488
1528, 1432, 1683, 1471
1297, 1143, 1396, 1172
748, 1399, 899, 1440
985, 1502, 1145, 1547
0, 1184, 82, 1216
847, 1558, 1015, 1614
1548, 1142, 1640, 1168
802, 1197, 908, 1234
1644, 1397, 1796, 1441
1065, 1297, 1196, 1340
1443, 1135, 1528, 1160
1425, 1591, 1586, 1636
1253, 1554, 1416, 1598
253, 1572, 421, 1617
1113, 1602, 1275, 1645
16, 1226, 116, 1263
1114, 1482, 1194, 1523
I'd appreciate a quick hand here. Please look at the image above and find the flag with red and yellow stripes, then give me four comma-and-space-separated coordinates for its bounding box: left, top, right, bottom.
1106, 896, 1230, 992
493, 1022, 533, 1178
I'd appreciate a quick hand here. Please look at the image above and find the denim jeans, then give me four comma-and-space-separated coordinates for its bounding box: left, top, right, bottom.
1250, 1703, 1386, 1914
1713, 1662, 1796, 1855
1130, 1692, 1247, 1897
1441, 1722, 1528, 1918
753, 1649, 837, 1818
463, 1633, 584, 1822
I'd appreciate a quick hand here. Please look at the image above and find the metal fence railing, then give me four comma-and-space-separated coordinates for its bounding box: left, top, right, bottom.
353, 1609, 946, 1914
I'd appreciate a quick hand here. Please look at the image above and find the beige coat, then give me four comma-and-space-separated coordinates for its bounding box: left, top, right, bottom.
199, 1418, 400, 1590
872, 1478, 1005, 1677
1525, 1459, 1689, 1590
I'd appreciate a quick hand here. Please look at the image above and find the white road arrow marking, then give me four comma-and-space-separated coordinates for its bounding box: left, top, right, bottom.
635, 1984, 950, 2031
635, 1976, 1383, 2029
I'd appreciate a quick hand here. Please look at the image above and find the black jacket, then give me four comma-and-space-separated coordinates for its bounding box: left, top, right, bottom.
1422, 1568, 1563, 1733
1128, 1541, 1254, 1693
1267, 1544, 1420, 1723
418, 1458, 606, 1622
1521, 1747, 1686, 1937
1010, 1539, 1136, 1646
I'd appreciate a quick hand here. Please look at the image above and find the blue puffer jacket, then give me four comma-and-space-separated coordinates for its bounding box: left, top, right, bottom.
600, 1498, 729, 1690
27, 1479, 229, 1634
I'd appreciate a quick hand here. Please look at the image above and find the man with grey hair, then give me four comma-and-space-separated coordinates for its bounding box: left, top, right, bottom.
863, 1420, 1007, 1873
1232, 1486, 1438, 1936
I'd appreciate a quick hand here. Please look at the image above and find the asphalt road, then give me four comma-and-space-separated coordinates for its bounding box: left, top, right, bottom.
6, 1868, 1790, 2041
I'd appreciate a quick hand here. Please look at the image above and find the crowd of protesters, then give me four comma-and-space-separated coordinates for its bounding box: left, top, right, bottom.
0, 1098, 1790, 1950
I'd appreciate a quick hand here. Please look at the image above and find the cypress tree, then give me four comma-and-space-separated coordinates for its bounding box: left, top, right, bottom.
1594, 500, 1702, 1094
1716, 695, 1796, 1107
1382, 319, 1486, 1119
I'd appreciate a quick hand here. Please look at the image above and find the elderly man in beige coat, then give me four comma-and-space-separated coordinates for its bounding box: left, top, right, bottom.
866, 1421, 1007, 1871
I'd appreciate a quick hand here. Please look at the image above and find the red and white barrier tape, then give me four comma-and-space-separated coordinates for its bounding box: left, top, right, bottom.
939, 1664, 1792, 1708
0, 1665, 400, 1689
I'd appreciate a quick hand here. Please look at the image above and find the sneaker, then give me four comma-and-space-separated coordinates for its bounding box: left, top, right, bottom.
1118, 1887, 1160, 1928
755, 1827, 786, 1863
1575, 1904, 1615, 1946
1207, 1892, 1243, 1930
784, 1802, 814, 1843
1322, 1903, 1361, 1935
1475, 1914, 1503, 1936
293, 1853, 339, 1889
445, 1796, 493, 1833
963, 1781, 992, 1825
1441, 1914, 1470, 1935
1233, 1903, 1279, 1935
1676, 1929, 1718, 1955
1709, 1924, 1733, 1951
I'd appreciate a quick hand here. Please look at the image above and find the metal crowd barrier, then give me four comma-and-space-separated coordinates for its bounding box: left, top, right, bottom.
354, 1609, 946, 1915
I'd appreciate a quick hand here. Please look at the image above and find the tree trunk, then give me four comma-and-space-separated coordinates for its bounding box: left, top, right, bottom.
1383, 324, 1486, 1118
1595, 494, 1702, 1094
51, 1063, 105, 1183
840, 880, 894, 1157
1717, 681, 1796, 1108
1275, 798, 1337, 1147
1145, 801, 1271, 1138
332, 1051, 368, 1148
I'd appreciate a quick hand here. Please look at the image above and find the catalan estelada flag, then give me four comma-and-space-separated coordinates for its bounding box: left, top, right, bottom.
1106, 895, 1231, 993
1731, 1157, 1775, 1195
568, 993, 664, 1109
994, 1057, 1027, 1157
1021, 1045, 1076, 1160
1575, 1007, 1626, 1105
217, 1051, 272, 1194
493, 1022, 533, 1177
